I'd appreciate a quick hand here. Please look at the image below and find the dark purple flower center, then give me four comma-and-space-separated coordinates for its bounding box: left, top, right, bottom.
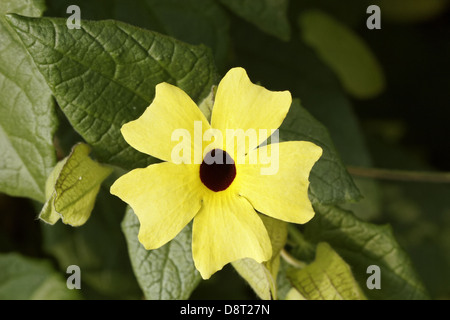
200, 149, 236, 192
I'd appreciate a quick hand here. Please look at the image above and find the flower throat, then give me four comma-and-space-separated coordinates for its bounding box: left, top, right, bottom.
200, 149, 236, 192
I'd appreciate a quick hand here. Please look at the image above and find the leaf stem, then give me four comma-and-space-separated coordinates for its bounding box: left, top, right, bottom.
280, 249, 307, 269
347, 166, 450, 184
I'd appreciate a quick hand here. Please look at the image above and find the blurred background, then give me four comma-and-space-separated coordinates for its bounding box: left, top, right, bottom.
1, 0, 449, 299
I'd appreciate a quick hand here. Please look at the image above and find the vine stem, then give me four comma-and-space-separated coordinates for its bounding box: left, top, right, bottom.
347, 166, 450, 184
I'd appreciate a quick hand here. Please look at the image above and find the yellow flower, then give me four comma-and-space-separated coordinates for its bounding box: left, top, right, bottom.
110, 67, 322, 279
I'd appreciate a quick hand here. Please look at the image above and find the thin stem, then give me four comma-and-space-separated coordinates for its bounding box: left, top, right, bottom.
280, 249, 307, 269
347, 166, 450, 184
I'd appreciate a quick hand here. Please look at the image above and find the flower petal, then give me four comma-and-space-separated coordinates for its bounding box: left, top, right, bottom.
237, 141, 322, 224
192, 192, 272, 279
121, 82, 211, 163
110, 162, 204, 249
211, 67, 292, 155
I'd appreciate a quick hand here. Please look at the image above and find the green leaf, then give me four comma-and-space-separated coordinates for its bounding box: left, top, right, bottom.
0, 252, 81, 300
302, 204, 430, 299
42, 186, 141, 299
287, 242, 367, 300
232, 215, 287, 300
6, 15, 218, 170
39, 143, 112, 227
298, 9, 385, 99
45, 0, 230, 68
280, 99, 361, 204
124, 0, 230, 68
219, 0, 291, 41
122, 206, 201, 300
0, 0, 56, 202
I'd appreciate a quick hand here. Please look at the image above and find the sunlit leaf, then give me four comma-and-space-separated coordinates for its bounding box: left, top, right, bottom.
302, 204, 430, 299
287, 242, 366, 300
39, 143, 112, 227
